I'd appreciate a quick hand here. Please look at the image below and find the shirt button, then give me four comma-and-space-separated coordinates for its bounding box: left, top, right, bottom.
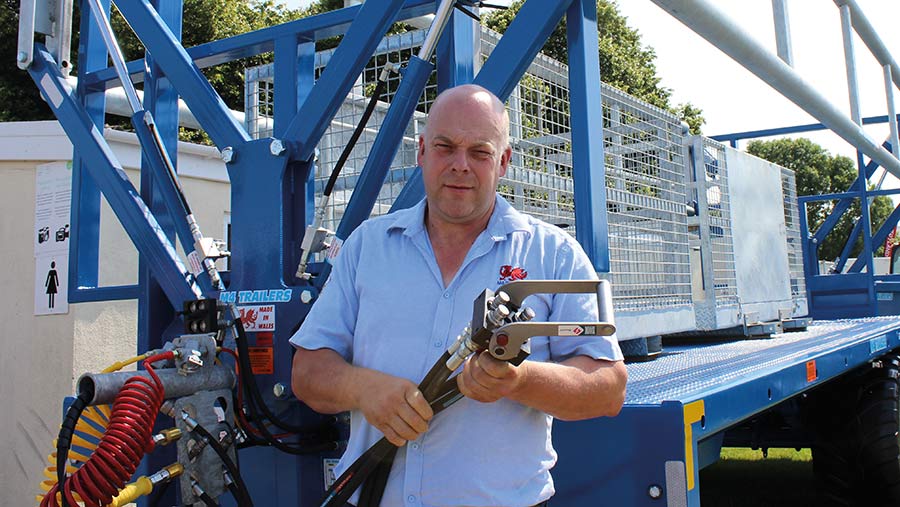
434, 341, 442, 348
443, 292, 450, 299
411, 442, 419, 450
407, 495, 416, 503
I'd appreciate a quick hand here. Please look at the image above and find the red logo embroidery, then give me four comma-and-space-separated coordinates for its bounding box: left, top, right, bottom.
499, 265, 528, 283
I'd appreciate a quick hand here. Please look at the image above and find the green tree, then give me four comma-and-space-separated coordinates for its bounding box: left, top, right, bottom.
0, 0, 297, 126
483, 0, 704, 134
747, 137, 895, 261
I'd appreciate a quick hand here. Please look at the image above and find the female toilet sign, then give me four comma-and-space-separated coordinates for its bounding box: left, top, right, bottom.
34, 162, 70, 315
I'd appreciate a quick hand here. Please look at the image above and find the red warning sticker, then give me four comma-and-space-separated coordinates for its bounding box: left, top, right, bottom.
248, 347, 274, 375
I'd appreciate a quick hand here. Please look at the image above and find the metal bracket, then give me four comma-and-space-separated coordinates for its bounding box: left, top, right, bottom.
18, 0, 73, 74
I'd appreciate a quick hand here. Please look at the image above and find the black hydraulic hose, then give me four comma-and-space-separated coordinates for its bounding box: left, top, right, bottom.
323, 77, 389, 197
190, 422, 253, 507
331, 349, 528, 506
233, 319, 331, 435
198, 492, 218, 507
56, 389, 92, 507
357, 351, 453, 506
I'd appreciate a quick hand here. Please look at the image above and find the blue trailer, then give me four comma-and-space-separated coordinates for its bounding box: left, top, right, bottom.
17, 0, 900, 505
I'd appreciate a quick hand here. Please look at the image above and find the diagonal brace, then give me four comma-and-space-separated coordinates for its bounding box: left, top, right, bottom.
29, 45, 202, 306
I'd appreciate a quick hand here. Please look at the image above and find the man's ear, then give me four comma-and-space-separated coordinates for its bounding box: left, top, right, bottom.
498, 145, 512, 177
417, 135, 426, 166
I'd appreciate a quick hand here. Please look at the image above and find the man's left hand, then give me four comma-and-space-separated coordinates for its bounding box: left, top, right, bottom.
457, 351, 526, 403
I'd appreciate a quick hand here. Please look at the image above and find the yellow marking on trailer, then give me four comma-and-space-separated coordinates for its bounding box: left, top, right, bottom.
683, 400, 705, 491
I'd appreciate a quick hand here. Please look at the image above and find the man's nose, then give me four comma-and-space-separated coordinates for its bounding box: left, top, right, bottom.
450, 150, 470, 172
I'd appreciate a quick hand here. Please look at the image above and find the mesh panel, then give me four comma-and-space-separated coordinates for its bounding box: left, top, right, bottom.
245, 26, 693, 313
699, 139, 738, 306
781, 168, 806, 298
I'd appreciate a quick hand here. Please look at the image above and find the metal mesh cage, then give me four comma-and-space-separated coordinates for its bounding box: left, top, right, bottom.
781, 167, 806, 300
245, 26, 694, 314
479, 28, 693, 312
244, 30, 434, 230
699, 138, 739, 306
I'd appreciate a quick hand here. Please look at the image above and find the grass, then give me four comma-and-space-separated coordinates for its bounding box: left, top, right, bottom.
699, 448, 816, 507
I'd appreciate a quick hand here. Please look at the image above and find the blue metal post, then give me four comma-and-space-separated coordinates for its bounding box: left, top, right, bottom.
436, 9, 476, 90
137, 2, 183, 503
69, 0, 108, 302
274, 36, 317, 281
566, 0, 610, 272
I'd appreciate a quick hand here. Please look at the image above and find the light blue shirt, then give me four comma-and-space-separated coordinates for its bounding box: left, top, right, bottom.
291, 195, 623, 507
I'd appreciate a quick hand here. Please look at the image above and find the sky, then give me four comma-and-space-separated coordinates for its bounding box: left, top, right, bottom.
281, 0, 900, 182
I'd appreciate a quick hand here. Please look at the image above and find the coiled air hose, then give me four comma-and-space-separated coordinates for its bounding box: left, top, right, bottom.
40, 351, 173, 507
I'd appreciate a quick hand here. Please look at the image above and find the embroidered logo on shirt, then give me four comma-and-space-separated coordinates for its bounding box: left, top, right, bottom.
498, 264, 528, 284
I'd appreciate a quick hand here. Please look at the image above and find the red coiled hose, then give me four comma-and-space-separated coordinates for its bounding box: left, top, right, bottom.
41, 351, 173, 507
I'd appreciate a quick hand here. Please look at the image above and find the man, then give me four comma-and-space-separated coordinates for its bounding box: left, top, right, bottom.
290, 84, 627, 507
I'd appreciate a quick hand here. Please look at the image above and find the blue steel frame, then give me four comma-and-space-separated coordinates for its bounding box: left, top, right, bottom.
713, 119, 900, 319
27, 1, 609, 505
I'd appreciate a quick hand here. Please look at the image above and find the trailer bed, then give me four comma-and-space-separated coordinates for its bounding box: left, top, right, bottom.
552, 316, 900, 506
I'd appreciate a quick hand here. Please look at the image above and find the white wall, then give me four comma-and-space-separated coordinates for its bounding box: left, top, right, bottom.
0, 121, 229, 507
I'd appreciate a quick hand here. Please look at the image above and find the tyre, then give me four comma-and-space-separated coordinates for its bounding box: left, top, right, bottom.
810, 354, 900, 506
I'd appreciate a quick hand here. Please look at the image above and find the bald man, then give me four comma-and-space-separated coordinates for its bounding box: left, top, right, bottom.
291, 84, 626, 507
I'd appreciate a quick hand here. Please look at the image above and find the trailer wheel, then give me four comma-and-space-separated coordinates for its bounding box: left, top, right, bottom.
811, 354, 900, 506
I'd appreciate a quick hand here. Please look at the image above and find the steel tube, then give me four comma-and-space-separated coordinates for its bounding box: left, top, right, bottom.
836, 0, 900, 91
84, 0, 142, 113
417, 0, 457, 62
886, 65, 900, 158
78, 365, 236, 405
649, 0, 900, 178
839, 4, 862, 125
771, 0, 793, 66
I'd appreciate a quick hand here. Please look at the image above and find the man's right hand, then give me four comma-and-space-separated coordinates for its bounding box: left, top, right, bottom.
292, 348, 434, 447
356, 371, 434, 446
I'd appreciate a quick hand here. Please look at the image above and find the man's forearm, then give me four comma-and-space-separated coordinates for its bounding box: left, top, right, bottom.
291, 347, 366, 414
508, 356, 627, 421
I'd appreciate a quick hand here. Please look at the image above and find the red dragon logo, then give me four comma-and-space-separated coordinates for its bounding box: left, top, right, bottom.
498, 265, 528, 284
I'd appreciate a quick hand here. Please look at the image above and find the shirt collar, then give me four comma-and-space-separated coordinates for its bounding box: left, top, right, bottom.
386, 194, 531, 241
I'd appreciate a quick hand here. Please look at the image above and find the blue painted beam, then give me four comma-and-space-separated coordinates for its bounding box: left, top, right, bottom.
566, 0, 610, 272
82, 1, 437, 89
282, 0, 408, 162
69, 284, 141, 302
474, 0, 574, 101
334, 55, 435, 241
114, 0, 250, 150
29, 45, 202, 306
711, 113, 900, 143
69, 0, 109, 298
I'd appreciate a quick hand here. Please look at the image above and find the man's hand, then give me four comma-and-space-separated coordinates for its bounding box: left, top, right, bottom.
357, 371, 434, 447
457, 351, 527, 403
